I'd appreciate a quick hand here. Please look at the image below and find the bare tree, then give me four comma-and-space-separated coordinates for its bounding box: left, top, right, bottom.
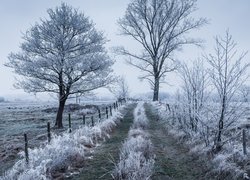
204, 31, 249, 152
117, 0, 207, 101
109, 76, 129, 100
6, 3, 114, 128
179, 59, 209, 131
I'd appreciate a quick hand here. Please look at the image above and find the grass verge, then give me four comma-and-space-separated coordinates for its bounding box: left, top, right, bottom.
145, 103, 211, 180
67, 103, 136, 180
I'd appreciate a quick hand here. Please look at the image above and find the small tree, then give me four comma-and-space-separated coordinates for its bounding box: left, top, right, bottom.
109, 76, 129, 100
205, 31, 249, 151
179, 59, 209, 131
6, 3, 114, 128
117, 0, 207, 101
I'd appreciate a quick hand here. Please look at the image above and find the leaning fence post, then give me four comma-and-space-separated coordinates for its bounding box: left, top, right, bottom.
83, 115, 86, 125
24, 133, 29, 164
110, 106, 112, 116
47, 122, 51, 143
243, 129, 247, 155
68, 113, 72, 133
166, 103, 170, 112
106, 107, 108, 119
91, 116, 94, 127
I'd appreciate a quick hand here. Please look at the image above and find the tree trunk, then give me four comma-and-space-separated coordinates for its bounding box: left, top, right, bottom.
55, 98, 67, 128
215, 97, 226, 152
153, 77, 159, 101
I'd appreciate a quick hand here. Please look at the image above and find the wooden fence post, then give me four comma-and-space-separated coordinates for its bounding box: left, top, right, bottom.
83, 115, 86, 125
91, 116, 94, 127
47, 122, 51, 143
106, 107, 108, 119
110, 106, 112, 116
116, 101, 118, 109
243, 129, 247, 155
166, 103, 170, 112
113, 103, 116, 111
68, 113, 72, 133
98, 109, 101, 120
24, 133, 29, 164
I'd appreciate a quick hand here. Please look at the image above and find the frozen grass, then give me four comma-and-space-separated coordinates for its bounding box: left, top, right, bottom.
113, 138, 154, 180
0, 101, 120, 175
132, 102, 149, 130
112, 102, 154, 180
151, 102, 250, 179
1, 106, 125, 180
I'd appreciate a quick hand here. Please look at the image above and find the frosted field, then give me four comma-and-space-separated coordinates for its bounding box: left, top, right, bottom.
0, 100, 113, 175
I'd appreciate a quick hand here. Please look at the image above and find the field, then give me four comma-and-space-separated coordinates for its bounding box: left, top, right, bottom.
0, 100, 113, 175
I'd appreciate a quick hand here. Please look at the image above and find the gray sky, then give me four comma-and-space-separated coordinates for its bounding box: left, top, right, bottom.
0, 0, 249, 100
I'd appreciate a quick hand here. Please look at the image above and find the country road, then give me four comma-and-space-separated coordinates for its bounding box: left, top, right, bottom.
67, 103, 214, 180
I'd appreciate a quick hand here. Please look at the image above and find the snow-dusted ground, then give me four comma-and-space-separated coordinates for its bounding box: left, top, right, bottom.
0, 103, 125, 179
112, 102, 154, 180
0, 101, 56, 137
0, 100, 115, 176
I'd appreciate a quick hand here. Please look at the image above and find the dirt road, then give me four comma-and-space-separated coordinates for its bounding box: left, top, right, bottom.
67, 103, 213, 180
67, 104, 136, 180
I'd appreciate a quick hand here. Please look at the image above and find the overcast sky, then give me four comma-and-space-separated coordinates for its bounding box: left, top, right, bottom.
0, 0, 249, 100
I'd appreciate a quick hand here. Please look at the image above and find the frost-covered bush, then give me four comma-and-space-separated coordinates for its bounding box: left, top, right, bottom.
152, 102, 250, 179
112, 102, 154, 180
1, 107, 124, 180
113, 150, 154, 180
112, 136, 154, 180
120, 135, 153, 162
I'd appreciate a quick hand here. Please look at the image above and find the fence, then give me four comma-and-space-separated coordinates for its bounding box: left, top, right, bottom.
23, 100, 125, 163
161, 102, 249, 155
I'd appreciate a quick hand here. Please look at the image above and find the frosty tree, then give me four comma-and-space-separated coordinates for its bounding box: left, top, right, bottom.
109, 76, 129, 100
118, 0, 207, 101
6, 3, 114, 128
179, 59, 208, 132
205, 31, 249, 152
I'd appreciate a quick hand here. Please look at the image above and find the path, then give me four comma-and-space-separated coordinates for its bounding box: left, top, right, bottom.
145, 103, 212, 180
67, 103, 136, 180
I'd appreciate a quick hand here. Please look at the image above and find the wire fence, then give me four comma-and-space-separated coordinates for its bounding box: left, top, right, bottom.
22, 100, 126, 163
159, 102, 249, 155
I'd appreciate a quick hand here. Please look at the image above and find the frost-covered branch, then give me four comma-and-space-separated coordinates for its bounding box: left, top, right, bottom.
118, 0, 207, 101
5, 3, 114, 128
